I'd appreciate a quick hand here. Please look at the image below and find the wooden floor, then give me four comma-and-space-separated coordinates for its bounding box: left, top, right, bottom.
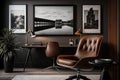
0, 68, 101, 80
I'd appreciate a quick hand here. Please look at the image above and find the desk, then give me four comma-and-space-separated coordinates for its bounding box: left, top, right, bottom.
22, 45, 46, 71
22, 44, 77, 71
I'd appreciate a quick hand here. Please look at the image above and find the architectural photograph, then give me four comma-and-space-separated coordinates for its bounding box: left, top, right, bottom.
33, 5, 74, 35
0, 0, 119, 80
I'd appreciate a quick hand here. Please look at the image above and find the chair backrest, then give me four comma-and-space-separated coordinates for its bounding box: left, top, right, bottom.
75, 35, 103, 59
46, 42, 59, 57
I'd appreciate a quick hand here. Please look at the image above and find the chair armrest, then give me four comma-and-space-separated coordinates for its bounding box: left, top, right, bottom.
57, 55, 78, 60
74, 57, 97, 69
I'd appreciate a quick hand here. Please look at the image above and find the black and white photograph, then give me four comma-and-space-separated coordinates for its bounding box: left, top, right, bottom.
33, 5, 75, 35
82, 5, 101, 34
9, 5, 26, 33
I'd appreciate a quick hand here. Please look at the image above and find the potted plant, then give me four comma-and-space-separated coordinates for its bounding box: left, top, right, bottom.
0, 28, 16, 72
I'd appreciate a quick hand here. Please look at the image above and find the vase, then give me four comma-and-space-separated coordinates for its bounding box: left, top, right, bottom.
4, 52, 14, 72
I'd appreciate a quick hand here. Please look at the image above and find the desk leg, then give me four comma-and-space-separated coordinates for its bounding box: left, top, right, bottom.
100, 67, 111, 80
23, 48, 31, 71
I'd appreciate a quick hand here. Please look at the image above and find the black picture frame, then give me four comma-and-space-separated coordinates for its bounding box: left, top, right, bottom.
82, 5, 101, 34
9, 5, 27, 33
33, 5, 76, 36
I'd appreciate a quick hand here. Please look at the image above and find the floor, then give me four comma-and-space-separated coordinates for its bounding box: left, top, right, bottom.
0, 68, 101, 80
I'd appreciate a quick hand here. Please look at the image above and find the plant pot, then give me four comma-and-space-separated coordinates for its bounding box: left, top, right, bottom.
4, 52, 14, 72
0, 58, 3, 69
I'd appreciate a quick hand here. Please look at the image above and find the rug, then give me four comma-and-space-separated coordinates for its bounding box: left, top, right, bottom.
12, 75, 100, 80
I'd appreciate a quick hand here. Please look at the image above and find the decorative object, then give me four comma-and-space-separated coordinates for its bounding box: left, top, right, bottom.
0, 28, 17, 72
82, 5, 101, 34
69, 38, 74, 46
33, 5, 75, 35
9, 5, 27, 33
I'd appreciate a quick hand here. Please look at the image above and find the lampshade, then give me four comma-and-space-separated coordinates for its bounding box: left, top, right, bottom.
75, 29, 81, 35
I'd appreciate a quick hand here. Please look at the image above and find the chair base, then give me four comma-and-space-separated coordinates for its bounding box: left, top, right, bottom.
65, 74, 91, 80
43, 58, 63, 71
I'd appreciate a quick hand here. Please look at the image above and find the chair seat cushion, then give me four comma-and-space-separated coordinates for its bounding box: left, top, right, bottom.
58, 57, 78, 66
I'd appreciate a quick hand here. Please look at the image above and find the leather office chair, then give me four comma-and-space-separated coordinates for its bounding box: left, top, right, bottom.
44, 42, 60, 70
57, 35, 103, 80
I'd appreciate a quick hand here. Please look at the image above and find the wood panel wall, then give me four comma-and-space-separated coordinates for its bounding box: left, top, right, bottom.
108, 0, 118, 80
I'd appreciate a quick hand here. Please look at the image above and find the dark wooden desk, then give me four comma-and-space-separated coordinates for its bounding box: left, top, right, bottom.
22, 45, 46, 71
22, 44, 77, 71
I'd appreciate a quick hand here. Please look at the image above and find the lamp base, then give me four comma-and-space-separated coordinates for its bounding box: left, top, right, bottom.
24, 43, 29, 46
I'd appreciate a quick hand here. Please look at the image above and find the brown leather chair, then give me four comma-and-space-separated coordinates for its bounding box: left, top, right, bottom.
44, 42, 60, 70
57, 35, 103, 80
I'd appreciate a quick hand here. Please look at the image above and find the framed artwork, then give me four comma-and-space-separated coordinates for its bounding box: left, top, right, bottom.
82, 5, 101, 34
33, 5, 76, 36
9, 5, 27, 33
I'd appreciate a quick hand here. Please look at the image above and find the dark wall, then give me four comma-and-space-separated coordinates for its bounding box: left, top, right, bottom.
2, 0, 108, 68
118, 0, 120, 79
117, 0, 120, 80
0, 0, 6, 31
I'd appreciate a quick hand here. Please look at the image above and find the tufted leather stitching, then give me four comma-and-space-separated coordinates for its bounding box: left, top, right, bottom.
80, 38, 98, 52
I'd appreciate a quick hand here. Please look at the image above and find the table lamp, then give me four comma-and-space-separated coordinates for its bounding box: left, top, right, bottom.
25, 30, 36, 46
74, 28, 82, 45
75, 28, 82, 36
